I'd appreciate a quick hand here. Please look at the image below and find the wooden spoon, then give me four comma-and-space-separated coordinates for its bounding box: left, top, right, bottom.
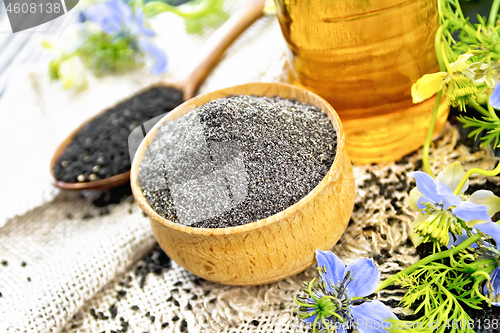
50, 0, 266, 191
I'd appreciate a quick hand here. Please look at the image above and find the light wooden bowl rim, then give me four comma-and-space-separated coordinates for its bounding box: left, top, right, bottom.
130, 82, 346, 237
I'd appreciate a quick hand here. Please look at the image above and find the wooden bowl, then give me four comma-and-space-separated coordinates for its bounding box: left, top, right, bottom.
130, 82, 355, 286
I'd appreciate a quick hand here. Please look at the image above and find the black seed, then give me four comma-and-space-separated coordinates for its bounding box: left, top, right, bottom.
209, 298, 216, 304
145, 311, 150, 317
252, 320, 259, 326
131, 305, 139, 311
116, 290, 126, 299
186, 303, 192, 311
180, 319, 187, 332
27, 277, 31, 282
190, 295, 198, 301
54, 87, 183, 183
90, 309, 98, 319
166, 296, 173, 302
161, 322, 169, 328
20, 262, 27, 267
173, 300, 180, 307
98, 207, 110, 216
172, 315, 180, 321
109, 304, 118, 318
139, 275, 146, 289
1, 260, 7, 266
150, 316, 155, 323
203, 290, 210, 296
173, 281, 182, 287
0, 292, 3, 297
97, 311, 109, 320
135, 246, 171, 289
82, 213, 94, 220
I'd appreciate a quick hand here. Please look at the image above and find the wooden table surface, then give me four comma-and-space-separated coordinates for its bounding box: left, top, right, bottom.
0, 0, 76, 99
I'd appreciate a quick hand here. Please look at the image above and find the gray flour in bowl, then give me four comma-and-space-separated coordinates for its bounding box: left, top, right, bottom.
138, 95, 337, 228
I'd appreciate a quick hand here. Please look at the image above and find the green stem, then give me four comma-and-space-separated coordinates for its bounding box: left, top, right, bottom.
453, 161, 500, 195
144, 0, 218, 18
376, 233, 482, 292
422, 90, 443, 176
488, 0, 500, 29
488, 102, 500, 120
453, 0, 465, 20
435, 24, 447, 71
468, 98, 491, 117
440, 42, 451, 72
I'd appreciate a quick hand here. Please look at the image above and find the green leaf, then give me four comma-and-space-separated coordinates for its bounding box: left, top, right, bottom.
144, 0, 229, 35
458, 115, 500, 148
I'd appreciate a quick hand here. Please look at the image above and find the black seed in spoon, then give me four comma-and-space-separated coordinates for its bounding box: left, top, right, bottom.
54, 87, 183, 183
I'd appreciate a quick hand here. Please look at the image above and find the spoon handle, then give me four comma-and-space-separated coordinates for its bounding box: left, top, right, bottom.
179, 0, 267, 100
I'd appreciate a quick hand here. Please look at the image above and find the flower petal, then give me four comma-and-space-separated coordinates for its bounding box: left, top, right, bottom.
411, 72, 447, 103
490, 83, 500, 109
449, 53, 474, 72
345, 259, 379, 298
452, 229, 479, 248
475, 222, 500, 246
85, 4, 122, 34
408, 171, 441, 204
417, 196, 434, 209
315, 250, 345, 293
467, 190, 500, 217
351, 300, 397, 333
138, 39, 168, 74
464, 62, 495, 87
436, 182, 462, 210
302, 308, 318, 324
410, 214, 426, 247
436, 162, 468, 193
133, 9, 155, 37
105, 0, 133, 27
408, 188, 422, 211
484, 267, 500, 306
453, 201, 492, 222
446, 232, 454, 249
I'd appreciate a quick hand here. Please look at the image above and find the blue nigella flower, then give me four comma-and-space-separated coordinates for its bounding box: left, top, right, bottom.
490, 82, 500, 109
84, 0, 167, 74
408, 162, 500, 247
295, 250, 397, 333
